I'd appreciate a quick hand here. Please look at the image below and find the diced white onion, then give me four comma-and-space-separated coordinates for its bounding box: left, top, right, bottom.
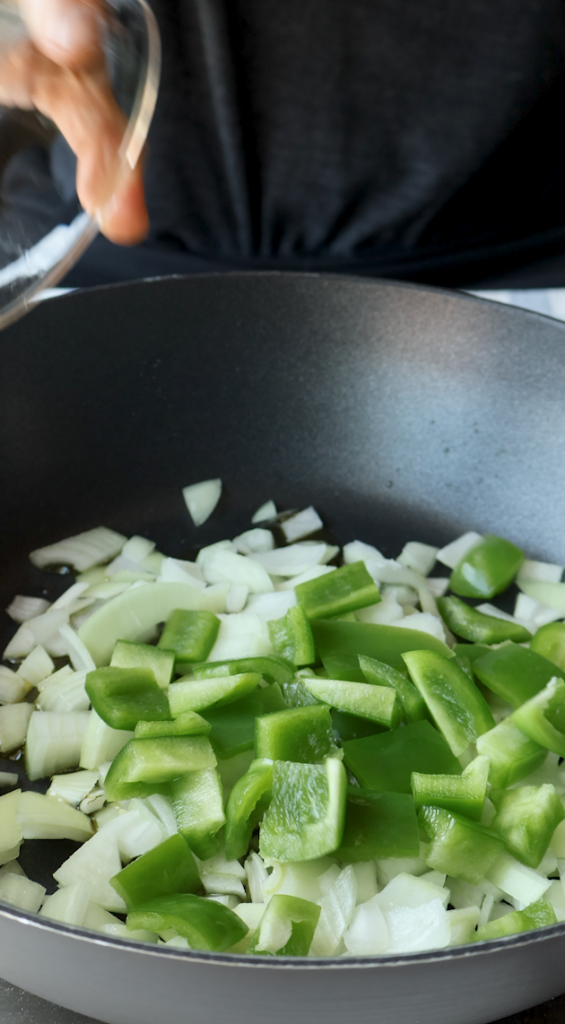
157, 557, 207, 589
424, 577, 451, 599
201, 549, 274, 594
486, 852, 551, 905
390, 611, 447, 642
182, 479, 222, 527
17, 644, 54, 685
0, 871, 45, 913
251, 500, 277, 524
0, 772, 18, 789
342, 540, 386, 565
233, 529, 275, 555
208, 613, 272, 661
280, 507, 324, 543
246, 590, 296, 621
226, 584, 249, 613
40, 881, 91, 926
47, 770, 99, 806
0, 667, 30, 705
351, 862, 378, 904
51, 582, 91, 610
250, 542, 330, 578
30, 526, 127, 571
517, 559, 563, 584
25, 711, 91, 780
121, 535, 156, 563
397, 541, 438, 577
310, 865, 358, 956
518, 580, 565, 614
53, 828, 125, 912
355, 594, 404, 625
6, 595, 50, 623
343, 897, 389, 955
36, 669, 89, 713
80, 710, 133, 771
3, 623, 35, 661
0, 703, 34, 754
59, 623, 97, 672
245, 852, 269, 904
514, 593, 562, 629
17, 791, 94, 842
447, 906, 481, 945
436, 532, 483, 570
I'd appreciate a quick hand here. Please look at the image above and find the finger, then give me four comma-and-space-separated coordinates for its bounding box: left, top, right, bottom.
94, 164, 150, 245
18, 0, 104, 69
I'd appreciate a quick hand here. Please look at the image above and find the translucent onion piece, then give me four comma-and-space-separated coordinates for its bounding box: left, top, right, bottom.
0, 667, 30, 705
436, 532, 483, 570
0, 702, 34, 753
6, 595, 50, 623
17, 644, 54, 685
0, 871, 46, 913
397, 542, 439, 577
30, 526, 127, 571
517, 560, 563, 584
233, 529, 275, 556
183, 478, 222, 527
25, 711, 91, 780
251, 500, 277, 524
281, 507, 324, 544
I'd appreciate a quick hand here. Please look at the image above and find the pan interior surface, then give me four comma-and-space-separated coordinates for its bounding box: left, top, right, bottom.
1, 272, 565, 1024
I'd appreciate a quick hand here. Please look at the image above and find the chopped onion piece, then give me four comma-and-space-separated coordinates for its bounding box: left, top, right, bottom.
158, 557, 207, 589
397, 541, 439, 577
17, 644, 54, 685
40, 881, 91, 926
208, 612, 272, 661
143, 794, 178, 837
448, 906, 481, 945
251, 500, 277, 524
17, 791, 94, 841
36, 670, 89, 713
424, 577, 451, 599
48, 770, 99, 806
517, 559, 563, 584
356, 594, 404, 626
0, 667, 30, 705
436, 532, 483, 570
25, 711, 91, 780
0, 790, 23, 865
343, 897, 389, 955
59, 623, 96, 673
263, 858, 336, 903
518, 580, 565, 614
201, 549, 274, 594
343, 540, 386, 565
54, 828, 125, 912
3, 623, 35, 661
545, 880, 565, 922
233, 529, 275, 555
0, 772, 18, 789
245, 852, 269, 904
183, 478, 222, 527
486, 852, 551, 905
80, 710, 133, 771
6, 595, 50, 623
83, 903, 123, 933
26, 608, 70, 648
246, 590, 296, 620
514, 593, 562, 630
121, 536, 156, 563
351, 862, 378, 904
250, 542, 330, 578
226, 585, 249, 613
0, 871, 45, 913
0, 703, 34, 754
391, 611, 447, 642
280, 507, 324, 543
310, 865, 358, 956
51, 582, 90, 610
30, 526, 127, 572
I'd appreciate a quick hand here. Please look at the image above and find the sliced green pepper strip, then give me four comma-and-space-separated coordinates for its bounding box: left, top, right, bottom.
85, 667, 171, 731
158, 609, 220, 663
169, 672, 261, 716
249, 895, 320, 956
402, 650, 495, 756
280, 675, 321, 708
510, 678, 565, 756
530, 622, 565, 672
269, 606, 316, 667
320, 650, 366, 683
104, 735, 216, 801
224, 758, 274, 861
259, 757, 347, 862
311, 620, 453, 673
111, 640, 175, 690
204, 683, 287, 759
110, 834, 201, 909
411, 755, 489, 821
449, 534, 524, 600
127, 894, 248, 952
452, 643, 492, 664
437, 596, 531, 644
335, 787, 419, 860
473, 644, 565, 709
301, 678, 400, 728
476, 718, 547, 788
135, 711, 211, 738
475, 898, 557, 943
255, 705, 334, 763
489, 783, 565, 869
296, 562, 381, 619
170, 767, 226, 859
358, 653, 428, 723
419, 806, 505, 885
188, 656, 294, 684
342, 720, 462, 794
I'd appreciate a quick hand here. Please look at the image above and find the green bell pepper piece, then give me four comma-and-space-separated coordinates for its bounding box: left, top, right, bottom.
85, 667, 171, 731
188, 656, 294, 685
476, 718, 547, 788
311, 619, 453, 673
475, 897, 557, 943
280, 674, 321, 708
437, 596, 531, 644
249, 895, 321, 956
358, 653, 428, 723
335, 787, 419, 860
170, 767, 226, 859
268, 606, 316, 667
225, 758, 274, 860
473, 644, 565, 709
111, 640, 175, 690
411, 755, 489, 821
127, 894, 248, 952
342, 719, 462, 793
110, 833, 201, 909
135, 710, 211, 738
449, 535, 524, 599
330, 709, 386, 741
530, 622, 565, 672
489, 783, 565, 869
204, 683, 287, 758
510, 678, 565, 756
296, 562, 381, 619
320, 650, 366, 682
259, 757, 347, 862
301, 677, 400, 728
255, 705, 334, 763
452, 643, 492, 664
169, 672, 261, 716
419, 806, 505, 885
402, 650, 495, 756
158, 609, 220, 663
104, 735, 216, 801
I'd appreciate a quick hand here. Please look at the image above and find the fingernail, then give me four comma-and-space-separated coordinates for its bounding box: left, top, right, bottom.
40, 1, 99, 54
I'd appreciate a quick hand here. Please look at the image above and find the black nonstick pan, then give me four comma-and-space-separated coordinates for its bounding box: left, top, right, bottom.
1, 272, 565, 1024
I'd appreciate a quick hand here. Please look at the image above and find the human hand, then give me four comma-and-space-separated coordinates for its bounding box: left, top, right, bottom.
0, 0, 149, 245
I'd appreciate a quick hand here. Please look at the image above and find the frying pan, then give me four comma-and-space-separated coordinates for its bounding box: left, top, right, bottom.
1, 272, 565, 1024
